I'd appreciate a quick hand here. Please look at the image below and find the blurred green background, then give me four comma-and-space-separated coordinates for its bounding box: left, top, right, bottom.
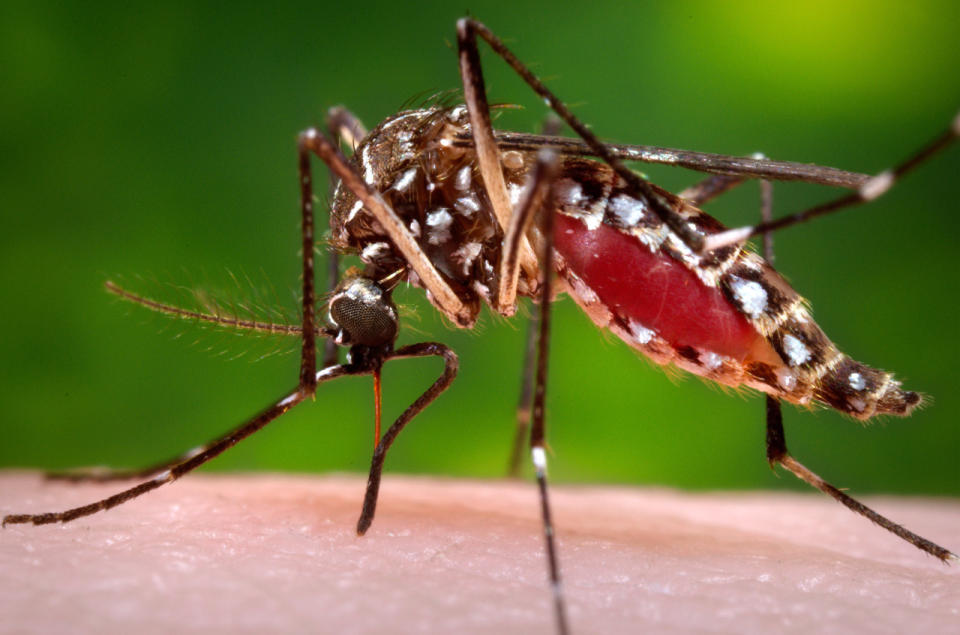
2, 1, 958, 496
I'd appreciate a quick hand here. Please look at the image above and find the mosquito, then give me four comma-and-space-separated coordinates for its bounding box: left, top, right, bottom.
4, 18, 958, 635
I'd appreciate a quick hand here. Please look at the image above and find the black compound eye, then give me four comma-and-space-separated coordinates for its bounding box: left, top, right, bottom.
328, 276, 398, 348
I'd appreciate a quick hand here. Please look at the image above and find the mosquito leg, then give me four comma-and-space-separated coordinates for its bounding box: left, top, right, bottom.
757, 171, 939, 566
457, 19, 539, 313
508, 313, 537, 478
759, 178, 775, 262
3, 365, 354, 526
679, 173, 748, 207
677, 153, 776, 207
321, 250, 341, 368
44, 453, 211, 484
44, 281, 339, 485
356, 342, 459, 535
321, 108, 370, 368
497, 148, 559, 315
526, 168, 570, 635
457, 17, 705, 253
467, 131, 871, 189
298, 129, 473, 327
296, 133, 322, 393
326, 106, 368, 152
501, 151, 560, 476
764, 394, 955, 561
703, 113, 960, 251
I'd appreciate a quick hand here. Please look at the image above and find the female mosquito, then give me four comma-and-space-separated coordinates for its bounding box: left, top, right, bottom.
4, 18, 957, 635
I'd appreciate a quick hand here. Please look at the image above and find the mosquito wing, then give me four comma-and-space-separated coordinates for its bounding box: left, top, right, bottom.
457, 130, 871, 189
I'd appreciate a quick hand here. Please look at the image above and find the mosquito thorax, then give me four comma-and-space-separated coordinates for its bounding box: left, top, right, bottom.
329, 105, 537, 326
327, 275, 399, 350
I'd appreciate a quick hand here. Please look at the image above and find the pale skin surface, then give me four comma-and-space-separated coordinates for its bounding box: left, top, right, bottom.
1, 473, 957, 635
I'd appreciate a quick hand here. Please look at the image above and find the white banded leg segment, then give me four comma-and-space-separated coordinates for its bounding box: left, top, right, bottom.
531, 446, 548, 476
699, 113, 960, 253
458, 18, 540, 303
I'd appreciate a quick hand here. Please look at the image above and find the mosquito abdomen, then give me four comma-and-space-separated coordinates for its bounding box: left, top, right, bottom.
550, 167, 921, 419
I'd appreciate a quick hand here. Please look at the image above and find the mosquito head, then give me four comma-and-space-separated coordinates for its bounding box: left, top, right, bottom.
328, 274, 399, 350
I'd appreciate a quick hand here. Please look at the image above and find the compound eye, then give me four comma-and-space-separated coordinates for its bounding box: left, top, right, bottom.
328, 276, 398, 348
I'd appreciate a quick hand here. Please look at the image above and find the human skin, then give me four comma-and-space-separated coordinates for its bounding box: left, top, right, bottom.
1, 472, 957, 634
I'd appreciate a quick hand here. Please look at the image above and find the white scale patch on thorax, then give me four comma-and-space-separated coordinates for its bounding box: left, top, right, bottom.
392, 167, 418, 192
454, 194, 480, 216
361, 241, 391, 263
425, 208, 453, 245
347, 199, 364, 222
454, 166, 472, 191
451, 242, 482, 276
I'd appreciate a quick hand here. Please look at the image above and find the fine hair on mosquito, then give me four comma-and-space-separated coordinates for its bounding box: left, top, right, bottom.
4, 17, 958, 635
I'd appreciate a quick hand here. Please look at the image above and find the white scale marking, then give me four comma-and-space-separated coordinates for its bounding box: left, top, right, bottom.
361, 242, 390, 262
278, 393, 300, 407
454, 195, 480, 216
153, 469, 173, 483
700, 351, 723, 371
454, 166, 472, 190
508, 182, 528, 207
452, 242, 482, 275
627, 319, 655, 345
361, 146, 376, 185
531, 447, 547, 472
555, 179, 585, 207
426, 208, 453, 245
472, 279, 491, 301
392, 168, 418, 192
859, 170, 894, 201
848, 372, 866, 391
776, 368, 798, 391
315, 366, 343, 382
782, 334, 811, 366
728, 276, 768, 317
569, 275, 600, 305
609, 194, 646, 226
848, 397, 867, 413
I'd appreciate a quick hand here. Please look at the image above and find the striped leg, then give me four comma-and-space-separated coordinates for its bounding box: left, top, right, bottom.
764, 394, 954, 561
502, 153, 562, 478
703, 114, 960, 251
757, 180, 954, 562
3, 365, 351, 526
322, 107, 370, 368
457, 17, 705, 253
526, 161, 570, 635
